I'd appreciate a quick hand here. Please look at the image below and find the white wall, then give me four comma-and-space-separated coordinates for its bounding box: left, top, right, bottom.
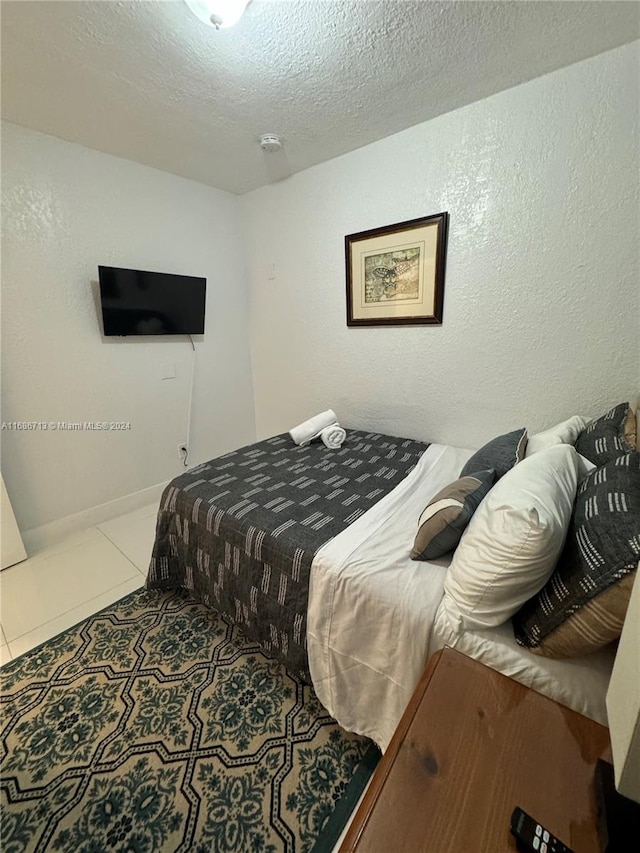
241, 43, 640, 448
1, 122, 255, 531
3, 43, 638, 532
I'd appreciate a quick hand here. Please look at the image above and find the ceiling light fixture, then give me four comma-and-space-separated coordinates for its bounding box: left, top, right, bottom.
184, 0, 251, 30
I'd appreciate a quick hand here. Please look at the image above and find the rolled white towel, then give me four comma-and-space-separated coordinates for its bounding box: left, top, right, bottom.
320, 424, 346, 449
289, 409, 338, 446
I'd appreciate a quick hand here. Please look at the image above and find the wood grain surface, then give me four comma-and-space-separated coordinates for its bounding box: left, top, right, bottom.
340, 647, 610, 853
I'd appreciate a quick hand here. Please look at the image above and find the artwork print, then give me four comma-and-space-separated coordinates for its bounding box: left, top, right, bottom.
364, 247, 421, 303
345, 212, 449, 326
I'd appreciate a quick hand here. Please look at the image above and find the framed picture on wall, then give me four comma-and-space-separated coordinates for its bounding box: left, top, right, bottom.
345, 211, 449, 326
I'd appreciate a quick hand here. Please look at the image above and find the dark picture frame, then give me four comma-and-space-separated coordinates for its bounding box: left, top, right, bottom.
345, 212, 449, 327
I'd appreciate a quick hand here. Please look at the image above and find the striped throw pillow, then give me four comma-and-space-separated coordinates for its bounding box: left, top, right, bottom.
411, 470, 496, 561
513, 451, 640, 656
575, 402, 635, 467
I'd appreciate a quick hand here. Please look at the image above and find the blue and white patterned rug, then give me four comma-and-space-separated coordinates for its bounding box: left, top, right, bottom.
0, 588, 377, 852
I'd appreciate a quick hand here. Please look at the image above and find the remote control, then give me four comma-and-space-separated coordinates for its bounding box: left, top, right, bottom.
510, 807, 574, 853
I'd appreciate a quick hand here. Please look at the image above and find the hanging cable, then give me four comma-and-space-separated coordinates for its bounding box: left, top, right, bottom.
183, 335, 197, 467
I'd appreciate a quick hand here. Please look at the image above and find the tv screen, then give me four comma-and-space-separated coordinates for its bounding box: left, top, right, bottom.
98, 266, 206, 336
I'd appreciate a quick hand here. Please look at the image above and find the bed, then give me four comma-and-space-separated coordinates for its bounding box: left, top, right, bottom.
146, 430, 428, 682
307, 443, 616, 751
148, 421, 634, 752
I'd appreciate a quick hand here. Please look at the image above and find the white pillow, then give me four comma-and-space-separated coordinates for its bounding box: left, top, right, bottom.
525, 415, 589, 456
442, 444, 579, 632
576, 454, 596, 483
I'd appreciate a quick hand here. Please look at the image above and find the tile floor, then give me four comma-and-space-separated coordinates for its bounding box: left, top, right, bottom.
0, 502, 158, 665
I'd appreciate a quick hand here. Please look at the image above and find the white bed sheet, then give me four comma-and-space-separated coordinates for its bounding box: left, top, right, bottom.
431, 605, 614, 726
307, 444, 471, 751
307, 443, 615, 752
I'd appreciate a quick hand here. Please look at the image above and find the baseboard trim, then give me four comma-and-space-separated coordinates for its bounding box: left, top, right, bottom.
21, 482, 168, 554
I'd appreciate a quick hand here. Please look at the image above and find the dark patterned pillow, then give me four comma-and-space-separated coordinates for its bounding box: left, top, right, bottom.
526, 571, 636, 658
575, 402, 635, 466
460, 429, 527, 480
411, 469, 496, 561
513, 451, 640, 655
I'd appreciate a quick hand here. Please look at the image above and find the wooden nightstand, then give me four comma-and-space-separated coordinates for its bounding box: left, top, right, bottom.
340, 647, 610, 853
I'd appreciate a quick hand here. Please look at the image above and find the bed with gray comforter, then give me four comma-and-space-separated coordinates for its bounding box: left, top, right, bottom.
146, 430, 427, 681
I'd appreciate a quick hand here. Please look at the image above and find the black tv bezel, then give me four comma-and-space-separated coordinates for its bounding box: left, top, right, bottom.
98, 265, 206, 337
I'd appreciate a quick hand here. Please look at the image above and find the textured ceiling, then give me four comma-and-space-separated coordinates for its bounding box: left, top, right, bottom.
2, 0, 639, 195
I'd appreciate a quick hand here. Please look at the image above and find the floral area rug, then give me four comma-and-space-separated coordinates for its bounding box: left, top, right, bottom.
0, 588, 378, 852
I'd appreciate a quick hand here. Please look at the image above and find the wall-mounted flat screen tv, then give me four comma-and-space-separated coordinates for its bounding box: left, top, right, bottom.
98, 266, 206, 336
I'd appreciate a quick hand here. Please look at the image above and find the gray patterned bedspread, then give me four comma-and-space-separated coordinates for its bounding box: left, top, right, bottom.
146, 430, 428, 681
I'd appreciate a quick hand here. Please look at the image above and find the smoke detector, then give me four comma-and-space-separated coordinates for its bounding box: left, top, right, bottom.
260, 134, 282, 152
